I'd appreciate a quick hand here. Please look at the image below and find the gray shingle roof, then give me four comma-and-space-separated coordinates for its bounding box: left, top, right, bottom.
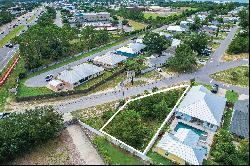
230, 99, 249, 138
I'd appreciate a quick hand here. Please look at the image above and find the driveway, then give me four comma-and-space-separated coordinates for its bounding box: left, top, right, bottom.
67, 125, 105, 165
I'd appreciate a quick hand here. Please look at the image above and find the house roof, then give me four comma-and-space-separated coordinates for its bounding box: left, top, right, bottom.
230, 99, 249, 138
156, 128, 206, 165
146, 55, 171, 67
167, 25, 185, 32
171, 39, 181, 47
93, 52, 127, 66
57, 63, 104, 84
116, 42, 146, 54
176, 85, 226, 126
48, 80, 63, 87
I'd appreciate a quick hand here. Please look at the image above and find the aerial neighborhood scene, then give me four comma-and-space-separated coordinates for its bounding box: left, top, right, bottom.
0, 0, 249, 165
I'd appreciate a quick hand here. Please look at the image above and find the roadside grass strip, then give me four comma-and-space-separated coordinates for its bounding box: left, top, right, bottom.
0, 25, 24, 48
99, 84, 190, 159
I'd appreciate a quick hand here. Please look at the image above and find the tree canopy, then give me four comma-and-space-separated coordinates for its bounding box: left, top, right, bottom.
0, 106, 64, 163
143, 32, 171, 54
168, 44, 197, 72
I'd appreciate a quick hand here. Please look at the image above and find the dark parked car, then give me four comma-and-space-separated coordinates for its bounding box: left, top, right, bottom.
211, 84, 219, 94
45, 74, 53, 82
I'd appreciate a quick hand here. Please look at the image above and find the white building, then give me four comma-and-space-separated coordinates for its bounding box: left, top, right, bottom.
116, 42, 146, 57
48, 80, 64, 91
75, 12, 110, 22
155, 128, 207, 165
57, 63, 104, 88
167, 25, 185, 33
93, 52, 127, 69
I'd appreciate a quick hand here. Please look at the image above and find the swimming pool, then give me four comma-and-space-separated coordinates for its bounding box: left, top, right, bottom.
174, 122, 204, 136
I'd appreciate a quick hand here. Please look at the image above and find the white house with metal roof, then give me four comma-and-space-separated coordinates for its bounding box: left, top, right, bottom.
57, 63, 104, 88
155, 128, 207, 165
167, 25, 186, 33
116, 42, 146, 58
175, 85, 226, 132
93, 52, 127, 69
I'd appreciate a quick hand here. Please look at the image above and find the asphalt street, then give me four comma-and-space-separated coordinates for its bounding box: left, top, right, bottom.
0, 6, 45, 72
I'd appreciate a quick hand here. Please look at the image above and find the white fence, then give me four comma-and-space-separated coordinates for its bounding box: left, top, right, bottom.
143, 84, 191, 155
100, 84, 191, 161
78, 120, 104, 136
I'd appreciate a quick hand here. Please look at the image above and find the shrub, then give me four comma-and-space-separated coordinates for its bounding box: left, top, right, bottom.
0, 106, 64, 163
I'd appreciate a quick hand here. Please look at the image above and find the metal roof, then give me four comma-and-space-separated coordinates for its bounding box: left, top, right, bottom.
230, 99, 249, 138
176, 85, 226, 126
156, 128, 206, 165
57, 63, 104, 84
93, 52, 127, 66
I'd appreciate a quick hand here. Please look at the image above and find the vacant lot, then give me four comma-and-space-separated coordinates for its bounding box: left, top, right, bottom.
221, 53, 249, 62
210, 66, 249, 87
103, 88, 185, 151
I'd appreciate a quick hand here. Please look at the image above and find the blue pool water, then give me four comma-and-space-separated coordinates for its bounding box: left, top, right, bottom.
174, 122, 204, 136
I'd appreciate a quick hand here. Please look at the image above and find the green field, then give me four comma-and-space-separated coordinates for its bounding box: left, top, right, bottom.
0, 25, 24, 48
27, 15, 36, 24
128, 19, 147, 30
143, 12, 160, 19
0, 55, 26, 112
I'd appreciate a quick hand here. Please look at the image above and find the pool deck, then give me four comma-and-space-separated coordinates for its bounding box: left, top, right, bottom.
169, 118, 215, 159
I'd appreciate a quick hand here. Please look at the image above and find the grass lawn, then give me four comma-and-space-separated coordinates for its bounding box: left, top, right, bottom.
147, 151, 175, 165
71, 101, 118, 130
143, 12, 160, 19
139, 70, 164, 81
27, 15, 36, 24
192, 82, 213, 90
211, 41, 220, 51
222, 53, 249, 62
225, 90, 239, 103
128, 20, 147, 30
103, 88, 185, 151
213, 31, 228, 40
210, 66, 249, 87
0, 56, 26, 112
124, 80, 147, 88
93, 137, 145, 165
17, 80, 54, 98
0, 25, 24, 48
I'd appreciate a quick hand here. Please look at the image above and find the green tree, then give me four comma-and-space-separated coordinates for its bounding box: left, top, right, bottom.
168, 44, 197, 72
184, 32, 210, 56
143, 32, 171, 54
189, 15, 202, 31
105, 109, 148, 149
122, 19, 129, 25
0, 106, 64, 163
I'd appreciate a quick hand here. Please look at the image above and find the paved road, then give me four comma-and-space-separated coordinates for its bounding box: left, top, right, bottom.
0, 6, 45, 72
54, 10, 63, 27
